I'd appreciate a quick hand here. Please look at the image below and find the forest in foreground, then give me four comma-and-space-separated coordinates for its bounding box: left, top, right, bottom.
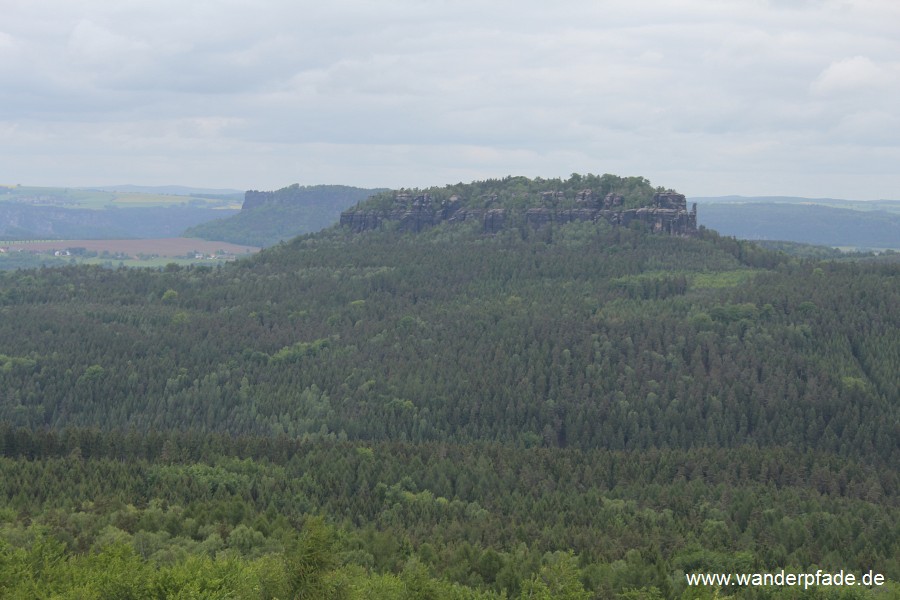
0, 175, 897, 598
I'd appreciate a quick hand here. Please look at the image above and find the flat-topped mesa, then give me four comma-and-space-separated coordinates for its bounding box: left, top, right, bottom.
242, 190, 273, 210
242, 185, 312, 210
339, 181, 697, 236
241, 185, 317, 210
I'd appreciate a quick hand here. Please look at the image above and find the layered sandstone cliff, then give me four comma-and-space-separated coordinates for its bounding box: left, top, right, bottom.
340, 190, 697, 236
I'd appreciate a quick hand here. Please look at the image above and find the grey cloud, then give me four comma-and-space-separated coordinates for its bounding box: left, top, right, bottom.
810, 56, 895, 95
1, 0, 898, 198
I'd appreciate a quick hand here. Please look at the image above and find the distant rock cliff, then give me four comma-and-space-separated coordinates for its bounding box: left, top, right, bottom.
340, 189, 697, 236
186, 184, 382, 246
241, 190, 276, 210
241, 184, 384, 212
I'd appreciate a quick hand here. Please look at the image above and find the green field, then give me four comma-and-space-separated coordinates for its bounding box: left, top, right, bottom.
0, 185, 242, 209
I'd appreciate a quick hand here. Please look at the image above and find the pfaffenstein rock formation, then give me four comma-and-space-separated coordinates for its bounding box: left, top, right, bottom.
340, 188, 697, 236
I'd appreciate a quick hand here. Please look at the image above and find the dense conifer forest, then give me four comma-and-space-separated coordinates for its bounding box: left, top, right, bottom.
0, 175, 897, 598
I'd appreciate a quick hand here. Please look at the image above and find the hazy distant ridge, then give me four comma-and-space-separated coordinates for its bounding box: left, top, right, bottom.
86, 184, 244, 196
692, 195, 900, 213
0, 204, 239, 240
694, 199, 900, 249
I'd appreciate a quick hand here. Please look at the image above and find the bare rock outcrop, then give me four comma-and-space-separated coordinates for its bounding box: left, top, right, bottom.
339, 188, 697, 236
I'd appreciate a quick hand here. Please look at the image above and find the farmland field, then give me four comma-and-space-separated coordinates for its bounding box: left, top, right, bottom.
0, 185, 242, 209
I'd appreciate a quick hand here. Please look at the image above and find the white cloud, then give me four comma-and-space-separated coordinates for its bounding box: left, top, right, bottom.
67, 19, 149, 65
811, 56, 892, 95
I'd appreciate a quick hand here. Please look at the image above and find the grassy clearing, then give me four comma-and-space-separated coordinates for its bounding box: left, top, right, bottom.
610, 269, 763, 289
608, 269, 764, 293
0, 253, 241, 270
690, 269, 762, 288
78, 256, 234, 268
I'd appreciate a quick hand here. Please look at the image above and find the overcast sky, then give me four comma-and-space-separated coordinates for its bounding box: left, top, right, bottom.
2, 0, 898, 198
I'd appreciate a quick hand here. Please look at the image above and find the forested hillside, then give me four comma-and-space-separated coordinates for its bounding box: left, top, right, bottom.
0, 175, 897, 598
358, 173, 660, 210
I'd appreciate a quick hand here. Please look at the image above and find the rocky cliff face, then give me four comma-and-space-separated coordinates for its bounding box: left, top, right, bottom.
340, 190, 697, 236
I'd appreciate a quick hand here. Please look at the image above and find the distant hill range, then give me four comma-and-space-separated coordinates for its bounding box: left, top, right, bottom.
692, 196, 900, 249
184, 184, 385, 247
6, 183, 897, 251
88, 185, 244, 199
0, 184, 240, 240
0, 204, 239, 240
